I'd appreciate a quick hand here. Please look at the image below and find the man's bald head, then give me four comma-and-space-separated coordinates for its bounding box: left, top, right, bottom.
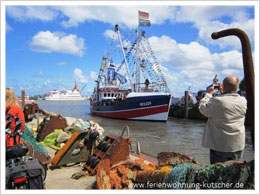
223, 76, 239, 93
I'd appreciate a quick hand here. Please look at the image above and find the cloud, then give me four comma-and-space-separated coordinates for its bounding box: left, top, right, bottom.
212, 50, 243, 70
57, 62, 66, 66
149, 35, 214, 70
6, 5, 175, 29
39, 70, 43, 77
55, 5, 254, 49
6, 23, 12, 32
55, 6, 176, 28
32, 70, 45, 78
7, 5, 253, 49
148, 35, 245, 95
220, 69, 241, 76
6, 6, 58, 22
74, 68, 88, 83
44, 79, 51, 86
103, 29, 117, 40
90, 71, 98, 80
175, 6, 254, 49
30, 31, 85, 56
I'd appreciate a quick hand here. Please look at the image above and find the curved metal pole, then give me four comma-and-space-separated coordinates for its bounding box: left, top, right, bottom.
211, 28, 255, 149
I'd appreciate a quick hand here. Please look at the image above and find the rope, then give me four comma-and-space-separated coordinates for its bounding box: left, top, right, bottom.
163, 163, 199, 189
21, 126, 49, 156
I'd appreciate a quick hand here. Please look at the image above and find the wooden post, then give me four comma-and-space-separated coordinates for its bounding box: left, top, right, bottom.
184, 91, 189, 118
21, 90, 25, 110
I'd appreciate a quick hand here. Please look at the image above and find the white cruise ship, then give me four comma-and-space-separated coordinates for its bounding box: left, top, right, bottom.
44, 82, 88, 101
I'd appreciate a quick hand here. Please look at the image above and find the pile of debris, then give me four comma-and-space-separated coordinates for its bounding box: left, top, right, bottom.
21, 103, 104, 166
96, 152, 254, 189
21, 103, 255, 190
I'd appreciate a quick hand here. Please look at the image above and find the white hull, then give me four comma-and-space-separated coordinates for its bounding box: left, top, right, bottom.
45, 84, 88, 101
45, 97, 88, 101
129, 112, 169, 121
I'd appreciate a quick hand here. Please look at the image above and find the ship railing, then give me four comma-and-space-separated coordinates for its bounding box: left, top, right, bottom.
91, 97, 126, 107
134, 82, 170, 93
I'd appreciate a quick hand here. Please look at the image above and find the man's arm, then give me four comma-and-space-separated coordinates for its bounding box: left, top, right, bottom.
199, 93, 214, 117
198, 84, 218, 117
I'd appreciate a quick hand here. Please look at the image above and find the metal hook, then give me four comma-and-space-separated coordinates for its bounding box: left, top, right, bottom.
121, 126, 130, 138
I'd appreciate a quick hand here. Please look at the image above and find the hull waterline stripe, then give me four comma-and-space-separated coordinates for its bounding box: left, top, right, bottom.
91, 104, 169, 113
91, 105, 169, 119
130, 112, 168, 121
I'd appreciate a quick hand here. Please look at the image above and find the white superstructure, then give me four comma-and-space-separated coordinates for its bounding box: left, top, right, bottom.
44, 83, 88, 101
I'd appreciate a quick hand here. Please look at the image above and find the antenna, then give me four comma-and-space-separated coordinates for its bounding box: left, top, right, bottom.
80, 84, 87, 93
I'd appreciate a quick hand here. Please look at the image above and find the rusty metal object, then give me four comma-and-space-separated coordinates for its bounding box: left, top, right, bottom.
96, 157, 162, 189
211, 28, 255, 147
84, 136, 131, 174
135, 170, 165, 184
96, 158, 145, 189
23, 103, 48, 122
157, 152, 200, 167
96, 159, 112, 189
84, 126, 132, 174
50, 126, 132, 173
27, 145, 51, 165
96, 152, 254, 189
50, 130, 91, 168
37, 115, 67, 142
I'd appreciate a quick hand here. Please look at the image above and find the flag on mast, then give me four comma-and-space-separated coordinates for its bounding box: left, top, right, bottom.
138, 11, 151, 27
139, 11, 149, 19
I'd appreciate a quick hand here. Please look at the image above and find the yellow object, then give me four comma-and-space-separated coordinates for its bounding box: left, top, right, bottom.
144, 164, 156, 171
60, 143, 65, 148
32, 128, 37, 132
160, 166, 172, 175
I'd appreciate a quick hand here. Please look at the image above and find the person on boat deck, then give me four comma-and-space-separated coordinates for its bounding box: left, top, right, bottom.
145, 79, 150, 92
198, 76, 247, 164
5, 88, 25, 147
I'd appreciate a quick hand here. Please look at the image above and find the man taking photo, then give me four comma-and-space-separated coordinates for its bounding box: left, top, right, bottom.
199, 76, 247, 164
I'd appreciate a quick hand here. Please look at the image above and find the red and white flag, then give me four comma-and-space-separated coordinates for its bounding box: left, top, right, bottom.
138, 11, 149, 20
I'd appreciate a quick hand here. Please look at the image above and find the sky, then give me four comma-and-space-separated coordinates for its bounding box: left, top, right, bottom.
3, 2, 257, 98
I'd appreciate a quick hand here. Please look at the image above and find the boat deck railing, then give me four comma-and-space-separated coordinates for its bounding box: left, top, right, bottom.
134, 82, 170, 93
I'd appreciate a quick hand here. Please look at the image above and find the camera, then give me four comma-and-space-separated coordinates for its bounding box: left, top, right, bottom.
214, 83, 220, 89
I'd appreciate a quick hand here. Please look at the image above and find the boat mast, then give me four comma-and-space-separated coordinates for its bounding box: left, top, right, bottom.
114, 24, 134, 92
104, 58, 108, 86
135, 30, 140, 92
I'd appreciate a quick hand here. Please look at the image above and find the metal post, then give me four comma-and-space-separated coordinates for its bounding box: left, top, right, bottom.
184, 91, 189, 119
95, 81, 100, 102
212, 28, 255, 148
21, 90, 25, 110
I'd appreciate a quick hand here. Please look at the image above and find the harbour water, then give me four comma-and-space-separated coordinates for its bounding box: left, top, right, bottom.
36, 100, 254, 165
